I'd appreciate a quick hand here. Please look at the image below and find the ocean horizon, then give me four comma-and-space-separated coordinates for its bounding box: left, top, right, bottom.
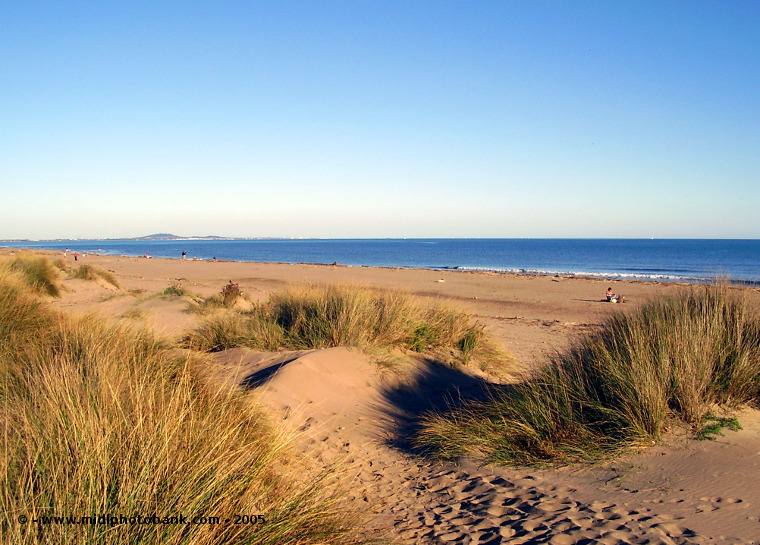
4, 238, 760, 285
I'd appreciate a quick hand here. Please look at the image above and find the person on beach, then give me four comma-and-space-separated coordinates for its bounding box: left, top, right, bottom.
182, 251, 187, 260
74, 252, 78, 262
606, 288, 624, 303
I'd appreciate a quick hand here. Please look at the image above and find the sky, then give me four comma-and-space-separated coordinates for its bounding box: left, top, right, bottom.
2, 1, 759, 239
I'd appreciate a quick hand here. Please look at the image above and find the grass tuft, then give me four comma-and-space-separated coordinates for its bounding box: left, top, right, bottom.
416, 284, 760, 466
184, 284, 503, 368
220, 281, 242, 306
162, 283, 187, 297
71, 264, 121, 288
189, 282, 247, 313
1, 254, 62, 297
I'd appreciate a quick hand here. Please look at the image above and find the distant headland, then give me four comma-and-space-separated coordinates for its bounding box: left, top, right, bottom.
1, 234, 271, 242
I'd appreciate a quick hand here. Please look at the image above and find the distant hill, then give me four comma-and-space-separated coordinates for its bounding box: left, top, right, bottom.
1, 234, 237, 243
135, 233, 181, 240
134, 234, 231, 241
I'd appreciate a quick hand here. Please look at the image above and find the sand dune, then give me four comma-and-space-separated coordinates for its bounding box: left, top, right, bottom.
209, 346, 760, 544
6, 248, 760, 543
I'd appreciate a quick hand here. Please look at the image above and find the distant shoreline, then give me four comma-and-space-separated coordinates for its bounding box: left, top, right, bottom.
4, 245, 758, 287
4, 235, 760, 242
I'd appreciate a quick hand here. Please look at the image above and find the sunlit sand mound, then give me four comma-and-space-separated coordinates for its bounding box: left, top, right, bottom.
208, 347, 471, 463
208, 347, 760, 544
208, 347, 498, 450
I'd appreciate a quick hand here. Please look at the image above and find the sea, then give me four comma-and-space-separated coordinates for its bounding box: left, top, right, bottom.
3, 238, 760, 285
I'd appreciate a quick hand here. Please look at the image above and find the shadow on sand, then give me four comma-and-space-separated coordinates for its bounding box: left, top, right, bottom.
226, 347, 515, 458
238, 354, 304, 389
377, 359, 514, 456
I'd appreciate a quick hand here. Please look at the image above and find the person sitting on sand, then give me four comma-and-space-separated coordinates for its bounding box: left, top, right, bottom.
606, 287, 616, 302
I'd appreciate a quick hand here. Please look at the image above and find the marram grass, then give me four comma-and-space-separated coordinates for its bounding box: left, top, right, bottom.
183, 283, 503, 368
0, 254, 63, 297
0, 272, 360, 545
72, 263, 121, 288
417, 284, 760, 466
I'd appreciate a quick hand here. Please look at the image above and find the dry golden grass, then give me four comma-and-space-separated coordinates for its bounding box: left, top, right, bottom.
0, 254, 63, 297
183, 283, 505, 369
417, 284, 760, 466
71, 264, 120, 288
1, 270, 361, 545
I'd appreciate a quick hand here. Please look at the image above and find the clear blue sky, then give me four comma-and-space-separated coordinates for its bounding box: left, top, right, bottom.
2, 1, 759, 239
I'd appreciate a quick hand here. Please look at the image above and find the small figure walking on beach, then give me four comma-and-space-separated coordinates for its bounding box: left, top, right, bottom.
182, 251, 187, 260
74, 252, 78, 262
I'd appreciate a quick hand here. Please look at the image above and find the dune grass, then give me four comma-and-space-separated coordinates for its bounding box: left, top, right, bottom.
183, 284, 501, 368
0, 254, 63, 297
1, 271, 360, 544
416, 284, 760, 466
72, 264, 121, 288
0, 270, 55, 350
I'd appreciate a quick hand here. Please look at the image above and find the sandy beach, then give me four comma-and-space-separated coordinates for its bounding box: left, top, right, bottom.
5, 248, 760, 544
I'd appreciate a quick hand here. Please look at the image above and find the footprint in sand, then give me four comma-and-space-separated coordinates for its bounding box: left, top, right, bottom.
699, 496, 743, 504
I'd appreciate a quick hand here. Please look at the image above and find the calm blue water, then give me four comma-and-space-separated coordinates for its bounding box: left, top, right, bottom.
4, 239, 760, 284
